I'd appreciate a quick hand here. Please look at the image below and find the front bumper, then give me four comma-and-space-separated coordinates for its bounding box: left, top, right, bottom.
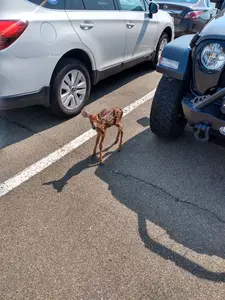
175, 19, 206, 37
0, 87, 50, 110
182, 94, 225, 134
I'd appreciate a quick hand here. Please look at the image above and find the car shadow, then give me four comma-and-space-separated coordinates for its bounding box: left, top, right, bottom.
93, 128, 225, 282
0, 63, 153, 150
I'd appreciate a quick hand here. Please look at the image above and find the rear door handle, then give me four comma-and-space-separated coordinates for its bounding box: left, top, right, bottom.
126, 21, 135, 29
80, 22, 94, 30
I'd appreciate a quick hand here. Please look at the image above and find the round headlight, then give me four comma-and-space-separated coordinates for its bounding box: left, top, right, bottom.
200, 43, 225, 71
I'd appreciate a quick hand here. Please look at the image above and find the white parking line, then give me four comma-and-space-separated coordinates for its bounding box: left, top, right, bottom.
0, 89, 156, 197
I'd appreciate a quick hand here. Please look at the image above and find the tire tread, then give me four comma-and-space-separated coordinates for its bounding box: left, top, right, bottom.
150, 75, 187, 139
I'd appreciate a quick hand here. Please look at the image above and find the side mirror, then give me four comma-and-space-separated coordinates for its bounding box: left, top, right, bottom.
148, 1, 159, 18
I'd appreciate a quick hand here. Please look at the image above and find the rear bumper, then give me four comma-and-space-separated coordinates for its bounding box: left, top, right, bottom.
175, 19, 206, 37
0, 86, 50, 110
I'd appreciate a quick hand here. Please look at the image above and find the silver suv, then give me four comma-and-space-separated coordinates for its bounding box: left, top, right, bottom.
0, 0, 174, 117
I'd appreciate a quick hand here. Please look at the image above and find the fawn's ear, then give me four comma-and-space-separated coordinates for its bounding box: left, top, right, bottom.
81, 110, 91, 118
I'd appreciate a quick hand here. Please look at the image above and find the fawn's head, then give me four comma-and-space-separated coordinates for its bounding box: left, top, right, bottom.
81, 110, 99, 130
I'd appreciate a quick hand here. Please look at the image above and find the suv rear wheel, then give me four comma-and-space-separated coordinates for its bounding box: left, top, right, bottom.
151, 32, 169, 68
50, 58, 91, 118
150, 75, 187, 139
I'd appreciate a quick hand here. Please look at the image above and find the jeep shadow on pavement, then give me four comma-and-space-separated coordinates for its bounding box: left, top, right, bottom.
95, 128, 225, 283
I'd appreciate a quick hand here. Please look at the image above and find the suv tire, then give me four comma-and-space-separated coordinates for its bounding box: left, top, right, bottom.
151, 32, 169, 68
50, 58, 91, 118
150, 75, 187, 139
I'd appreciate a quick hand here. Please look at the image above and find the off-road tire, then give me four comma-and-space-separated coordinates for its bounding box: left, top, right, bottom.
150, 75, 187, 139
151, 32, 169, 68
50, 58, 91, 118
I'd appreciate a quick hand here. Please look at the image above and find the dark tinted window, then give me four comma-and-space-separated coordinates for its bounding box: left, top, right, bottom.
66, 0, 85, 9
83, 0, 115, 10
28, 0, 65, 9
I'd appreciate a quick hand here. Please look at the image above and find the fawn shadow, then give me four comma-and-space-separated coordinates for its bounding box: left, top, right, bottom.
95, 128, 225, 282
43, 143, 116, 193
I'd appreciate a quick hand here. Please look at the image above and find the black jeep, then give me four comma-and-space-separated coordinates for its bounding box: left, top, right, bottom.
150, 1, 225, 142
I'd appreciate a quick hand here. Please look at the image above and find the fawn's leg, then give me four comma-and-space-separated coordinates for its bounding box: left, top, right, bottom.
114, 118, 122, 144
93, 133, 100, 156
115, 122, 123, 151
118, 125, 123, 152
114, 128, 120, 144
99, 133, 106, 164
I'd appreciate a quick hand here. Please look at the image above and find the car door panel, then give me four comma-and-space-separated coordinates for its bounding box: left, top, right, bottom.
118, 0, 158, 63
66, 4, 126, 71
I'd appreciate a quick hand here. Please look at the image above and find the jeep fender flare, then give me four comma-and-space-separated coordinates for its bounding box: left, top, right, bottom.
156, 34, 195, 81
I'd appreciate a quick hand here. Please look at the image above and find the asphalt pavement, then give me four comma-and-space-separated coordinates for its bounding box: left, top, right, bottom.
0, 64, 225, 300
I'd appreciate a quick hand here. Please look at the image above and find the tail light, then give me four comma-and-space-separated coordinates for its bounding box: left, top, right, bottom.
0, 20, 28, 51
184, 11, 202, 20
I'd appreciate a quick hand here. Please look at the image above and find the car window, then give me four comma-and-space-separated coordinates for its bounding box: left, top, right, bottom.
209, 1, 216, 8
205, 0, 215, 7
118, 0, 146, 11
27, 0, 65, 9
83, 0, 116, 10
66, 0, 85, 10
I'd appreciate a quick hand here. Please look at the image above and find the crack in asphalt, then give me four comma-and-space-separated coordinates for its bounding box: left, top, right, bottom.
0, 115, 38, 134
106, 167, 225, 226
0, 115, 63, 148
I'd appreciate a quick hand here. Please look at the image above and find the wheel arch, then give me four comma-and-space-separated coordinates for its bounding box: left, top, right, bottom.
162, 26, 173, 42
154, 25, 173, 51
151, 25, 173, 66
50, 48, 96, 87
